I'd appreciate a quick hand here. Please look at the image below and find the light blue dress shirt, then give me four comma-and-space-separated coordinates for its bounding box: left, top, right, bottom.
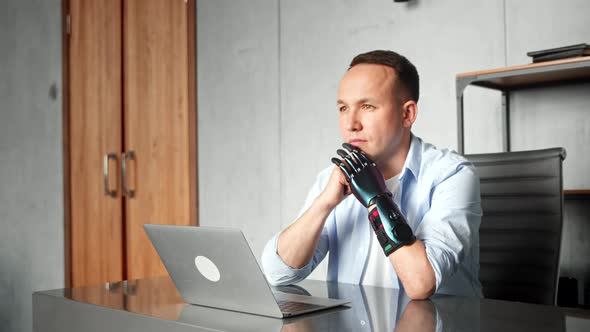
261, 134, 483, 297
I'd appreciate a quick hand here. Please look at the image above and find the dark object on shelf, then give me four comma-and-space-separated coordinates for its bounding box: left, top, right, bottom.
528, 44, 590, 63
558, 276, 578, 307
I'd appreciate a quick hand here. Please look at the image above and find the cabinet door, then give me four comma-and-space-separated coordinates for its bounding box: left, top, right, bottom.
123, 0, 193, 279
69, 0, 124, 287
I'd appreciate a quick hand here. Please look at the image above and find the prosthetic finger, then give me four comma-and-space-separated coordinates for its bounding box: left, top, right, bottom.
336, 149, 348, 159
342, 143, 356, 153
355, 150, 373, 166
344, 156, 363, 174
340, 151, 362, 173
340, 147, 364, 171
342, 143, 372, 167
331, 157, 353, 181
350, 150, 368, 167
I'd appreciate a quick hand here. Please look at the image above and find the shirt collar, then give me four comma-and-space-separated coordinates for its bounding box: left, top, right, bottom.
398, 133, 422, 181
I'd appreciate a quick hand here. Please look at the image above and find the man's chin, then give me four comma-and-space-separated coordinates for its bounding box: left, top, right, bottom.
364, 150, 380, 163
347, 143, 380, 162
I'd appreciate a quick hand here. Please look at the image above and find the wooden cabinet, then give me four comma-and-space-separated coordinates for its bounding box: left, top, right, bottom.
65, 0, 197, 287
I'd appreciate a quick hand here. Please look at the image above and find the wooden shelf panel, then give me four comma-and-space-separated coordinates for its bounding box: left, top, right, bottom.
457, 56, 590, 91
563, 190, 590, 195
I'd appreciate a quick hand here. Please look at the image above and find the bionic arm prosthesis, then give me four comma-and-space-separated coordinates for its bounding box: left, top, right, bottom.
331, 143, 416, 256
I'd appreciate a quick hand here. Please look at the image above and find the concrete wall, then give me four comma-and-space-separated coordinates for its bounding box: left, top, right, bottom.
197, 0, 281, 259
506, 0, 590, 190
197, 0, 590, 295
0, 1, 64, 332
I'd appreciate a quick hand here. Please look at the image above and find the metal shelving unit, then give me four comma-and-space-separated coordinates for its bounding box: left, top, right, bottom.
456, 56, 590, 154
456, 56, 590, 195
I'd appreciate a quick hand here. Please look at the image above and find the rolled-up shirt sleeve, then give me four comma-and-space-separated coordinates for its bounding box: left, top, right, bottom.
415, 163, 482, 292
261, 228, 329, 286
261, 170, 331, 286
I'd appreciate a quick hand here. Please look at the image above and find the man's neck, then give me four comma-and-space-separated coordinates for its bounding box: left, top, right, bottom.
379, 133, 411, 180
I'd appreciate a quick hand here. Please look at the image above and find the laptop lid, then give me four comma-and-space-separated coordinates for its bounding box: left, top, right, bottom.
144, 224, 284, 318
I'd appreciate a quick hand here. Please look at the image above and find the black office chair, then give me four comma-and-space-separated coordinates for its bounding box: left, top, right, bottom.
465, 148, 566, 305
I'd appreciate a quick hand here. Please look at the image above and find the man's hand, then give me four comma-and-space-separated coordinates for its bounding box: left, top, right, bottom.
316, 166, 352, 210
330, 143, 389, 207
331, 143, 415, 255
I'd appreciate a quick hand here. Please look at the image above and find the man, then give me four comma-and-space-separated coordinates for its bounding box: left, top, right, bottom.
261, 50, 482, 299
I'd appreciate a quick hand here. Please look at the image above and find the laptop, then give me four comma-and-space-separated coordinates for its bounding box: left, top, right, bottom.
144, 224, 350, 318
177, 298, 350, 331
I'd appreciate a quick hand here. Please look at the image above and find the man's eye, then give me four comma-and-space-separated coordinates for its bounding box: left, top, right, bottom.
339, 106, 348, 112
362, 104, 375, 110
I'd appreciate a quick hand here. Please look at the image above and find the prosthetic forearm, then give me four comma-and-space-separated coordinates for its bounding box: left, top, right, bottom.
331, 143, 416, 256
367, 194, 416, 256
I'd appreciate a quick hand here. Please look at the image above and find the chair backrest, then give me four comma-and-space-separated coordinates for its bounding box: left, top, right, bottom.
465, 148, 566, 305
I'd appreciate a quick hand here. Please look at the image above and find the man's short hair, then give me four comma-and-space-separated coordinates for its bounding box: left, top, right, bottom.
349, 50, 419, 103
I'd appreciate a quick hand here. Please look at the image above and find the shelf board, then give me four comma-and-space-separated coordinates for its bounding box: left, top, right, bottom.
564, 190, 590, 200
563, 190, 590, 195
457, 56, 590, 91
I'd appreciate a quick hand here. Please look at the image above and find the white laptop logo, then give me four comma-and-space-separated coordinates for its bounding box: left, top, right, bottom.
194, 256, 221, 282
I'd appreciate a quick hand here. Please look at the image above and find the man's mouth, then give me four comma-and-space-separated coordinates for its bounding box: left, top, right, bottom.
349, 139, 367, 147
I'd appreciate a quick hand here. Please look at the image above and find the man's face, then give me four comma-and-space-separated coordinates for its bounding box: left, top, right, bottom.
337, 63, 407, 165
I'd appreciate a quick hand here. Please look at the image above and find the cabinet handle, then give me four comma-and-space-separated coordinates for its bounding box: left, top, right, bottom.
103, 153, 117, 198
122, 150, 136, 198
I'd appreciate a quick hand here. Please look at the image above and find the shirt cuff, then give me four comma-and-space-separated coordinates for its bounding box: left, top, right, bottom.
260, 232, 314, 286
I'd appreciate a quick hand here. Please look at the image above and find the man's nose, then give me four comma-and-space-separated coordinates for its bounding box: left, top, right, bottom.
345, 111, 362, 132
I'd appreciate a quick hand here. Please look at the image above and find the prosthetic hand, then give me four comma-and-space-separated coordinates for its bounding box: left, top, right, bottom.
331, 143, 416, 256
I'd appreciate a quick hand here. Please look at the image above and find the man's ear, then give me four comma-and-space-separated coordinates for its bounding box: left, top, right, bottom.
402, 100, 418, 128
